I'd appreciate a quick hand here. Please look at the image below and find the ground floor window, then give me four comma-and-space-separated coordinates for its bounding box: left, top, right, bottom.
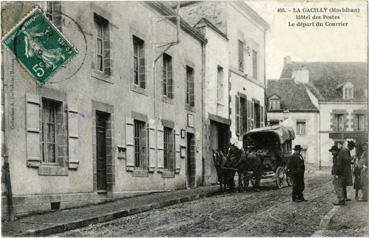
164, 127, 175, 171
134, 120, 147, 169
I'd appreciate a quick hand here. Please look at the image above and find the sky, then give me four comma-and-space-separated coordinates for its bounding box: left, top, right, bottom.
246, 0, 367, 79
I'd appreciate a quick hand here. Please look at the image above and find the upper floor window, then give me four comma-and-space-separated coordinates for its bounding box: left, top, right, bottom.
186, 66, 195, 107
94, 14, 109, 74
354, 114, 366, 131
296, 121, 306, 135
269, 97, 280, 110
252, 49, 258, 80
238, 40, 244, 72
235, 96, 247, 135
162, 53, 173, 98
217, 66, 224, 103
46, 1, 62, 30
334, 114, 345, 131
133, 36, 145, 89
342, 83, 354, 99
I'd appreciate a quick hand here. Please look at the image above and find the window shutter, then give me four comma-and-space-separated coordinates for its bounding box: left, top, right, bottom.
250, 101, 254, 129
235, 95, 240, 135
148, 120, 156, 172
53, 1, 62, 30
26, 94, 41, 167
260, 106, 264, 127
139, 55, 145, 89
157, 124, 164, 172
175, 128, 180, 173
68, 102, 79, 169
125, 117, 134, 171
141, 124, 148, 170
167, 61, 173, 99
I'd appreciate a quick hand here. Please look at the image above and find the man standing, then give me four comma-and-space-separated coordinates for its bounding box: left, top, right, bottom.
359, 142, 368, 201
330, 145, 345, 205
339, 141, 355, 201
287, 145, 306, 202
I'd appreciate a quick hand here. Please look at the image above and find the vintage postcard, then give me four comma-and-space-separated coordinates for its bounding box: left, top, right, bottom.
1, 0, 368, 237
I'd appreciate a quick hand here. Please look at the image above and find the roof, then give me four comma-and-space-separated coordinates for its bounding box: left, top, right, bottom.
280, 62, 368, 102
243, 126, 295, 144
266, 79, 319, 112
145, 2, 207, 44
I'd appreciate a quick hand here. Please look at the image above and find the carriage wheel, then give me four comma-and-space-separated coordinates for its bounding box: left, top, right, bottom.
275, 167, 286, 189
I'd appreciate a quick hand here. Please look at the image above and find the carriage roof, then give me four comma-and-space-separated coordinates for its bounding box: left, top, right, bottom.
242, 126, 295, 145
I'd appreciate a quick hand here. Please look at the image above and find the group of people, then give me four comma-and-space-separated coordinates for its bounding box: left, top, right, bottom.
286, 141, 368, 205
330, 141, 368, 205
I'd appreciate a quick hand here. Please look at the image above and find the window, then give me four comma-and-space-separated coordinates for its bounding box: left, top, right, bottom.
236, 96, 247, 135
343, 85, 354, 99
238, 40, 244, 72
269, 96, 280, 110
46, 1, 62, 30
134, 120, 147, 169
296, 121, 306, 135
164, 127, 175, 171
133, 36, 145, 88
41, 99, 61, 163
217, 66, 224, 103
254, 102, 261, 128
186, 66, 194, 107
94, 15, 109, 73
334, 114, 345, 131
252, 49, 258, 80
354, 114, 366, 131
162, 54, 173, 98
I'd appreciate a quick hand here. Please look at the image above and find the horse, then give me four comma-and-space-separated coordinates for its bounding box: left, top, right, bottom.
212, 150, 237, 192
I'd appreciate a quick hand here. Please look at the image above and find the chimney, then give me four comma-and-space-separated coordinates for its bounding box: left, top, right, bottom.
292, 66, 309, 84
284, 56, 291, 66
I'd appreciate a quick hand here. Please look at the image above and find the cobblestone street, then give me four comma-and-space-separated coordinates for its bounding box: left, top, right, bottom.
58, 169, 357, 237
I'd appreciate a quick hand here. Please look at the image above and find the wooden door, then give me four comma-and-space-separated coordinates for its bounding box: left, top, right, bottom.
96, 112, 107, 191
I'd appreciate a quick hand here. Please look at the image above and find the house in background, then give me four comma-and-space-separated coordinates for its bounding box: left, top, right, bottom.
266, 79, 320, 165
271, 57, 368, 167
173, 1, 269, 185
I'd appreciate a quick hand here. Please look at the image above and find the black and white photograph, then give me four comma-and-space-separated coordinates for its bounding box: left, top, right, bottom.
0, 0, 368, 237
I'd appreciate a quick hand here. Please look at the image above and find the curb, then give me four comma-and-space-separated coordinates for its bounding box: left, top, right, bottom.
20, 190, 218, 236
311, 189, 354, 236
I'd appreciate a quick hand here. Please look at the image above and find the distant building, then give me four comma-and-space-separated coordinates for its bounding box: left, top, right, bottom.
268, 57, 368, 167
175, 1, 269, 184
1, 1, 206, 218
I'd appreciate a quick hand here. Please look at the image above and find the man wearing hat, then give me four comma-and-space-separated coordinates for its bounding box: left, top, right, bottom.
338, 140, 356, 201
286, 145, 306, 202
330, 145, 345, 205
358, 142, 368, 201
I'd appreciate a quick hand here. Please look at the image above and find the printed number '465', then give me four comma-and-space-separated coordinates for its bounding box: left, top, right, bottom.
32, 64, 45, 77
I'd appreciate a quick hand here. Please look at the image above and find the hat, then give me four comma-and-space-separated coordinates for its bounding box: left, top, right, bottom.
329, 145, 339, 152
293, 145, 302, 150
347, 140, 356, 148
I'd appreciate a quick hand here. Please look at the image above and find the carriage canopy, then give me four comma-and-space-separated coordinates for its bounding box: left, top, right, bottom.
242, 126, 295, 146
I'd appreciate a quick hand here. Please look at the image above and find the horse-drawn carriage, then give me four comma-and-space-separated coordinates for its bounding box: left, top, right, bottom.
213, 126, 295, 191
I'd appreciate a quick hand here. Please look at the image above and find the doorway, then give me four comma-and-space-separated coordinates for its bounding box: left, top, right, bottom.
96, 111, 109, 191
187, 132, 196, 188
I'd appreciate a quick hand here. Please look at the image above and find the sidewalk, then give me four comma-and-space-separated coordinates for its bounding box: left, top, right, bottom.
1, 186, 219, 237
313, 189, 369, 237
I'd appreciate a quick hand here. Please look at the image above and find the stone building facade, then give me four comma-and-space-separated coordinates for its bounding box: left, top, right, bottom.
1, 1, 206, 218
176, 1, 269, 184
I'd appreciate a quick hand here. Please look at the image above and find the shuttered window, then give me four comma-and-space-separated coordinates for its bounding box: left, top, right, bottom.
162, 53, 173, 98
134, 120, 147, 169
94, 15, 110, 75
133, 36, 145, 88
240, 97, 247, 133
41, 99, 60, 163
334, 114, 344, 131
217, 66, 224, 103
164, 127, 175, 171
186, 66, 195, 107
235, 95, 240, 135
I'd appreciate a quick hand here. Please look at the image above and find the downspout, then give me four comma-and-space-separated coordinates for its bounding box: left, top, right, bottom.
201, 38, 206, 186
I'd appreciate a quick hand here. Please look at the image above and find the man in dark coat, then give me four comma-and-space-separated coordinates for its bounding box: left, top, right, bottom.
330, 145, 345, 205
338, 141, 355, 201
286, 145, 306, 202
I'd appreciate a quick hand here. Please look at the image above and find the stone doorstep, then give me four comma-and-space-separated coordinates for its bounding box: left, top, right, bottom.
20, 189, 218, 236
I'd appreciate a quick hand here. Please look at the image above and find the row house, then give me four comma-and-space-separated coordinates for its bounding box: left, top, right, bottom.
176, 1, 269, 184
268, 57, 368, 168
1, 1, 206, 218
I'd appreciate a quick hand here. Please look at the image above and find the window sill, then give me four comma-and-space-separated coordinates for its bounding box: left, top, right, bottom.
132, 169, 149, 177
92, 70, 113, 84
185, 104, 196, 113
38, 164, 68, 176
161, 170, 175, 178
130, 84, 148, 96
162, 96, 174, 105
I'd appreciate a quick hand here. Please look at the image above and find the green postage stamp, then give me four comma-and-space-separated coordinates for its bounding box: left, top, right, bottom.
2, 7, 77, 84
